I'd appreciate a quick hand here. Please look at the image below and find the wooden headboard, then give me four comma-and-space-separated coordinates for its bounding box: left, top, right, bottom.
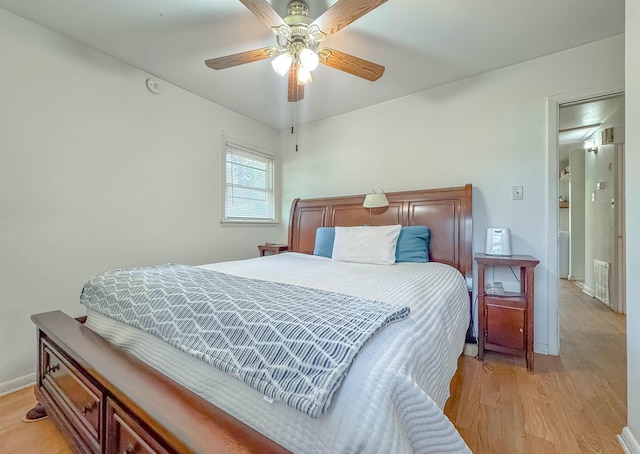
288, 184, 473, 288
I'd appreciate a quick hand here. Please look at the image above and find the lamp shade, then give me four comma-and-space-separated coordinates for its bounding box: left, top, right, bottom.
272, 53, 293, 77
297, 66, 313, 84
299, 48, 320, 71
363, 193, 389, 208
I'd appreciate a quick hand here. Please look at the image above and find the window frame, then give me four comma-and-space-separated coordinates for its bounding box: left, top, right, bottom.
221, 138, 277, 225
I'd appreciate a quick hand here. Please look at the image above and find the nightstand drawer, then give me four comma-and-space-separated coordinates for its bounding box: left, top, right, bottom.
41, 339, 102, 452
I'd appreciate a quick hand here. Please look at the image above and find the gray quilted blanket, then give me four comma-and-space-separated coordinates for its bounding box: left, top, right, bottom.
80, 264, 409, 417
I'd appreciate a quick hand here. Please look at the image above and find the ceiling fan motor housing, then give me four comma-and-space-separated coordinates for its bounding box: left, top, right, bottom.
279, 0, 319, 54
287, 0, 308, 17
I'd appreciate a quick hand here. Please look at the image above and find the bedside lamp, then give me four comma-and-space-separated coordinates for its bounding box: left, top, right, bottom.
363, 190, 389, 217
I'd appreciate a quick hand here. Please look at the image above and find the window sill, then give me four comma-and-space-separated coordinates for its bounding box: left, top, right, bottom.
220, 220, 280, 226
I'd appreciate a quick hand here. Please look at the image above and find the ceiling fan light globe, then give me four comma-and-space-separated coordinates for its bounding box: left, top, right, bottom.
299, 48, 319, 71
297, 67, 313, 84
272, 53, 293, 76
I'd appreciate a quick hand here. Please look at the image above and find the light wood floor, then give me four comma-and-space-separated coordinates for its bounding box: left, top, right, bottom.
0, 279, 626, 453
444, 278, 627, 453
0, 387, 72, 453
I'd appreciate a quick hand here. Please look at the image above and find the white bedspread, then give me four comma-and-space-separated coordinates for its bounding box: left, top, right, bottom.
85, 253, 471, 453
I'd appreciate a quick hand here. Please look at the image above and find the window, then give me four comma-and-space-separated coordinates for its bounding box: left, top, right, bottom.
223, 141, 275, 223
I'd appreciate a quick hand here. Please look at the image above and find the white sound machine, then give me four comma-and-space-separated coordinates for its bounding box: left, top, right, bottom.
485, 228, 512, 256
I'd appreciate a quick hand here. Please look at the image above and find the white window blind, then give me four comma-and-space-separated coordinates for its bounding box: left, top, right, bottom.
223, 142, 275, 223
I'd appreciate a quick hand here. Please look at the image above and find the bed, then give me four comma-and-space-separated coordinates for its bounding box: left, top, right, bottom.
31, 184, 473, 454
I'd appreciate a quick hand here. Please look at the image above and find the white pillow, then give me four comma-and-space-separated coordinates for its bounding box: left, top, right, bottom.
332, 225, 402, 265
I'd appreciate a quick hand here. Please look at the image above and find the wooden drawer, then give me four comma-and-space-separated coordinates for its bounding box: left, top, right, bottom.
107, 398, 171, 454
41, 339, 102, 452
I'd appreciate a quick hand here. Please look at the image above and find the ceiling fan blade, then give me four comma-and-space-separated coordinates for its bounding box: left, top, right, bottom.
205, 47, 273, 70
288, 66, 305, 102
310, 0, 388, 37
319, 48, 385, 81
239, 0, 287, 31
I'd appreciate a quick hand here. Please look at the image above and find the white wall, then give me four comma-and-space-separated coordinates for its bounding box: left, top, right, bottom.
0, 10, 280, 393
558, 177, 569, 231
278, 35, 624, 355
623, 0, 640, 449
569, 149, 586, 281
583, 107, 625, 297
583, 146, 613, 293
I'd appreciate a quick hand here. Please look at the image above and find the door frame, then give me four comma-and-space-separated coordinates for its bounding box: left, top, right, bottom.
546, 82, 624, 355
614, 142, 626, 314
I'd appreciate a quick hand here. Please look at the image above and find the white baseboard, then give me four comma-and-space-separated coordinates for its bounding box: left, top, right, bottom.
619, 427, 640, 454
534, 342, 549, 355
0, 373, 35, 398
582, 286, 595, 297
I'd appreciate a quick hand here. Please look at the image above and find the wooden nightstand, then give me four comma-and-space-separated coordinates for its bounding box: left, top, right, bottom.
475, 253, 539, 372
258, 243, 288, 256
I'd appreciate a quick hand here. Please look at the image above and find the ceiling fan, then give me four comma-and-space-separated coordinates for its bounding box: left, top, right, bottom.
205, 0, 387, 102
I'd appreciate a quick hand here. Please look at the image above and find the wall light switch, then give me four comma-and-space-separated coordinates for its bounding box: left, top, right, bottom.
512, 185, 523, 200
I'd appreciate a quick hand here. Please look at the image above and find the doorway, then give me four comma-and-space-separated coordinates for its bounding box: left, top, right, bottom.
545, 83, 625, 356
558, 94, 625, 314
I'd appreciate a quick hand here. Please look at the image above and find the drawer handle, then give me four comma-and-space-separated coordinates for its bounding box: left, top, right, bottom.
519, 328, 524, 333
45, 364, 60, 375
81, 401, 98, 415
123, 442, 140, 454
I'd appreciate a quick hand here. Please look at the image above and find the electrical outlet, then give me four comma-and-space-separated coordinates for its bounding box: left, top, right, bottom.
512, 185, 523, 200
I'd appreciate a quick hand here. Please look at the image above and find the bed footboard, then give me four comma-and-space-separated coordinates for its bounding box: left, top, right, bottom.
31, 310, 290, 454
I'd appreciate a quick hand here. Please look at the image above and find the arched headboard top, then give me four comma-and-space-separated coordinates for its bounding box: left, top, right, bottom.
288, 184, 473, 289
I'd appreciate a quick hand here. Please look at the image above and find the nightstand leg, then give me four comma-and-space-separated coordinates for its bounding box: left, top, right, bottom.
478, 265, 485, 361
526, 266, 535, 373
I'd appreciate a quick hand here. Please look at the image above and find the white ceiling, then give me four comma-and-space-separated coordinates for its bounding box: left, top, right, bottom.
0, 0, 625, 130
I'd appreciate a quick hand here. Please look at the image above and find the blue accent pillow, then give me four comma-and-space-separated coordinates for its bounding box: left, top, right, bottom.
395, 226, 430, 263
313, 227, 335, 258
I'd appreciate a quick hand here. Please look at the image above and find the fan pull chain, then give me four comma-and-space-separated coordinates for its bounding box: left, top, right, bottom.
291, 103, 299, 152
